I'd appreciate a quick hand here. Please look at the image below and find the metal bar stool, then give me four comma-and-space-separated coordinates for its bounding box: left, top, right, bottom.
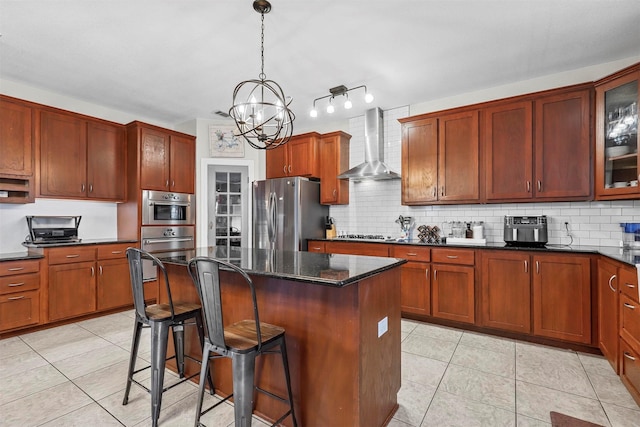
123, 248, 214, 427
188, 256, 297, 427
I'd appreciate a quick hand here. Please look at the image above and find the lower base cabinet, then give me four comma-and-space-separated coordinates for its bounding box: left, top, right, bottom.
598, 258, 620, 372
0, 290, 40, 331
620, 338, 640, 405
48, 261, 97, 322
97, 258, 132, 311
432, 263, 475, 324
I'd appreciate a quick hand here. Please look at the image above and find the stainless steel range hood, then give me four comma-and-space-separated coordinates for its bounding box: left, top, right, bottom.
337, 107, 401, 181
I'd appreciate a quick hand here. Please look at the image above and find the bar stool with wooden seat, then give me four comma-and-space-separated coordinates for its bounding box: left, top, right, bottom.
123, 248, 213, 427
188, 256, 297, 427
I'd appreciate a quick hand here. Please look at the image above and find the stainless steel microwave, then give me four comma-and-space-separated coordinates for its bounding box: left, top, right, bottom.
141, 190, 195, 225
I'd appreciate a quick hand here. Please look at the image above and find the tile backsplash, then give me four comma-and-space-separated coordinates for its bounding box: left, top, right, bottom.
328, 106, 640, 247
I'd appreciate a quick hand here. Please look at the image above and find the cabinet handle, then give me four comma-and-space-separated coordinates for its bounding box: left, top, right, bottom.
166, 180, 169, 187
89, 184, 93, 193
172, 180, 175, 188
8, 282, 25, 287
526, 181, 531, 192
99, 265, 103, 275
8, 295, 25, 300
406, 252, 418, 256
283, 165, 287, 174
288, 165, 292, 173
536, 261, 540, 274
91, 266, 95, 277
624, 352, 636, 361
434, 269, 437, 280
625, 283, 637, 289
111, 250, 123, 254
433, 187, 437, 197
425, 268, 429, 280
441, 186, 445, 197
81, 183, 85, 192
7, 267, 24, 271
311, 246, 321, 251
537, 180, 542, 192
524, 260, 528, 273
624, 302, 636, 310
446, 255, 458, 259
608, 274, 617, 293
66, 254, 80, 258
333, 189, 337, 197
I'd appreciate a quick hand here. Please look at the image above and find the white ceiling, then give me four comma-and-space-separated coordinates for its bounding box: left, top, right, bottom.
1, 0, 640, 131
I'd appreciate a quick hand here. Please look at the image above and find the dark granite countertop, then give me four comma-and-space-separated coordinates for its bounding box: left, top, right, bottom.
0, 251, 45, 262
154, 246, 407, 288
315, 238, 640, 267
21, 238, 138, 249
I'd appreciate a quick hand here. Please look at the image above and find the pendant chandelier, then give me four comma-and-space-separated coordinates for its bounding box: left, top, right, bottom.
229, 0, 295, 150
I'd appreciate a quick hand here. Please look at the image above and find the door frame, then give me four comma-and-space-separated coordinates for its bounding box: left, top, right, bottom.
198, 158, 255, 248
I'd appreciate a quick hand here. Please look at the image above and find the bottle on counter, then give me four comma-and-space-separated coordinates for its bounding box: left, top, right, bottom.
472, 221, 484, 239
465, 222, 473, 238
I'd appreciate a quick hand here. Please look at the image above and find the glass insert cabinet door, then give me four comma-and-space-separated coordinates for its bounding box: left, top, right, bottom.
213, 171, 244, 252
596, 69, 640, 198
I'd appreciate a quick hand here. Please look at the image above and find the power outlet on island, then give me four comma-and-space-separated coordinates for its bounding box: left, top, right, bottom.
378, 316, 388, 338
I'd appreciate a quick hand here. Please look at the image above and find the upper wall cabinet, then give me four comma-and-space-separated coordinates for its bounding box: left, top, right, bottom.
0, 96, 35, 203
595, 64, 640, 200
485, 88, 592, 202
319, 131, 350, 205
265, 132, 321, 179
40, 110, 126, 201
133, 123, 195, 194
400, 111, 480, 205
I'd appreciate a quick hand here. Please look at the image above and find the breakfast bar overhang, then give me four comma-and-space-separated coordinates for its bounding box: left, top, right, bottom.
154, 247, 406, 427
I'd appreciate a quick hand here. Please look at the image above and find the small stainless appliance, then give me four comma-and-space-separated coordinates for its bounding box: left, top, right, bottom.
25, 215, 81, 244
140, 226, 195, 280
141, 190, 195, 225
504, 215, 548, 247
253, 177, 328, 251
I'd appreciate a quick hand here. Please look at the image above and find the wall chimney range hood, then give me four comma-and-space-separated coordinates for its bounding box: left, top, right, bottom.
337, 107, 401, 181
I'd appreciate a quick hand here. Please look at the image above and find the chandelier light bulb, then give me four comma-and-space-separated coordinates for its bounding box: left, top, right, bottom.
344, 98, 353, 109
326, 101, 335, 114
310, 109, 318, 118
365, 92, 374, 103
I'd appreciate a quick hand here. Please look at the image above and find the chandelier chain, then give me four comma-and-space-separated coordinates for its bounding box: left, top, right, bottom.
259, 12, 266, 80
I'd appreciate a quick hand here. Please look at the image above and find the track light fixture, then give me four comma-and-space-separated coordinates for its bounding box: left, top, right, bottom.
309, 84, 373, 118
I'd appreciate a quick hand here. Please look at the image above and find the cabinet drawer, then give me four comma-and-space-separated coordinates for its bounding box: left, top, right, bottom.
48, 247, 96, 265
621, 293, 640, 352
620, 266, 640, 302
0, 290, 40, 331
620, 338, 640, 405
307, 242, 326, 253
432, 248, 475, 265
0, 259, 39, 276
392, 245, 430, 262
97, 243, 131, 260
0, 273, 39, 295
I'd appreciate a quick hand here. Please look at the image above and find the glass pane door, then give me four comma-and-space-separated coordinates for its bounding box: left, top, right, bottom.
603, 80, 638, 189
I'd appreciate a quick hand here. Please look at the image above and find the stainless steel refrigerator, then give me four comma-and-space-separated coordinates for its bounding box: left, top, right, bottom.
253, 177, 329, 251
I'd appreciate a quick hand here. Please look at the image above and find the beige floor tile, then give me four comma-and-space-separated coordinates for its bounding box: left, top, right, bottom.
78, 311, 136, 344
411, 323, 463, 343
402, 333, 458, 362
39, 402, 122, 426
440, 364, 515, 411
401, 319, 420, 334
0, 381, 92, 426
601, 401, 640, 427
421, 390, 516, 427
515, 380, 610, 426
401, 351, 448, 388
20, 323, 114, 363
133, 392, 235, 427
0, 348, 48, 380
588, 370, 640, 410
0, 364, 68, 406
115, 326, 152, 355
460, 331, 515, 355
0, 336, 32, 359
388, 419, 415, 427
72, 357, 151, 401
394, 379, 436, 426
578, 352, 618, 379
451, 343, 516, 379
516, 414, 551, 426
516, 342, 597, 399
52, 342, 130, 379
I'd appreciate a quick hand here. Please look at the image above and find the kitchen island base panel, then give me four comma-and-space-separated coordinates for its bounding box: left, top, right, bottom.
160, 263, 401, 427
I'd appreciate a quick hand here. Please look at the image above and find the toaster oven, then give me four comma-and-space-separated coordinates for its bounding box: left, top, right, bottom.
504, 215, 548, 247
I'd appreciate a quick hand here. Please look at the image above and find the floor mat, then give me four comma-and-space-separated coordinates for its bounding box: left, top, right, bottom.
550, 411, 605, 427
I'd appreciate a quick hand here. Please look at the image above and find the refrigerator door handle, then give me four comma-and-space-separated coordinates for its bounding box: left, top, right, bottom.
268, 191, 277, 243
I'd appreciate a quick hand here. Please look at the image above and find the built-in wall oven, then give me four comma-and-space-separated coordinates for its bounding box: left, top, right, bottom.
140, 226, 195, 281
141, 190, 195, 225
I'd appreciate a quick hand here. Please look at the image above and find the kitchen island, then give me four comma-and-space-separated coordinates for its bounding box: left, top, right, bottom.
154, 246, 406, 427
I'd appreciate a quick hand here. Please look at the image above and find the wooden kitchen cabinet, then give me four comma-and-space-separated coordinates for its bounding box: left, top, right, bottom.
619, 263, 640, 406
40, 110, 126, 201
134, 123, 196, 193
399, 111, 479, 205
0, 96, 34, 178
595, 63, 640, 200
323, 241, 390, 257
319, 131, 350, 205
392, 246, 431, 316
307, 241, 326, 253
0, 258, 41, 332
48, 261, 96, 322
480, 251, 531, 334
619, 338, 640, 406
431, 248, 475, 324
483, 101, 534, 201
598, 257, 620, 372
533, 88, 592, 200
96, 244, 133, 311
265, 132, 321, 179
532, 253, 591, 344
